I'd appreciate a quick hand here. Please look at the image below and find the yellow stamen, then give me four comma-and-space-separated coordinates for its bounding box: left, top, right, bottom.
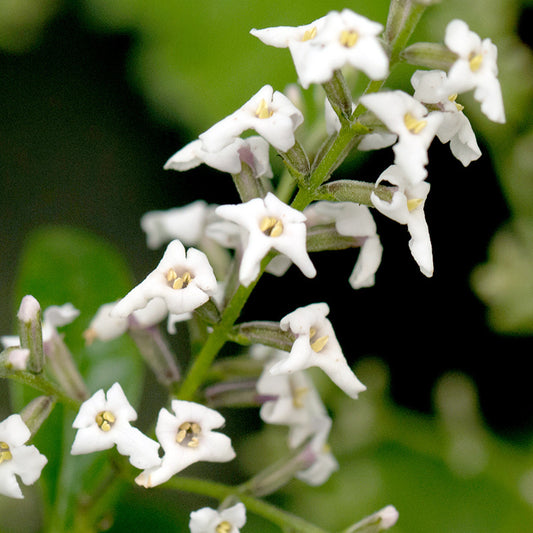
468, 52, 483, 72
448, 93, 464, 112
255, 98, 273, 119
216, 522, 232, 533
292, 386, 309, 409
259, 216, 284, 237
339, 29, 359, 47
0, 442, 12, 464
404, 112, 427, 134
83, 328, 97, 346
96, 411, 116, 432
322, 443, 331, 454
302, 26, 317, 41
309, 326, 329, 352
176, 421, 202, 447
166, 268, 178, 283
167, 270, 193, 290
311, 336, 329, 352
407, 198, 424, 212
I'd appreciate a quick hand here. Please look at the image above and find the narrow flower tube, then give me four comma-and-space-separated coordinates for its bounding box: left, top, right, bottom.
16, 295, 44, 373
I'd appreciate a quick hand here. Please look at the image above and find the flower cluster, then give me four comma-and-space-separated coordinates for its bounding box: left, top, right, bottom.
0, 3, 505, 533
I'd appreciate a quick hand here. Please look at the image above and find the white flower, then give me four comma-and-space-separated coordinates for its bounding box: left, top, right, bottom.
296, 418, 339, 486
42, 303, 80, 342
71, 382, 161, 470
0, 414, 47, 499
2, 302, 79, 348
164, 136, 273, 178
6, 348, 30, 371
140, 200, 213, 250
189, 502, 246, 533
444, 19, 505, 123
251, 9, 389, 89
198, 85, 304, 153
360, 90, 443, 184
411, 70, 481, 166
270, 303, 366, 399
84, 298, 168, 344
257, 363, 326, 446
135, 400, 235, 488
112, 240, 217, 317
215, 192, 316, 286
371, 165, 433, 277
305, 201, 383, 289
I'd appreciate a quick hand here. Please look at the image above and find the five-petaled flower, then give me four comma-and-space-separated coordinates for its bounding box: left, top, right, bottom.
304, 201, 383, 289
270, 303, 366, 399
371, 164, 433, 277
135, 400, 235, 488
215, 192, 316, 287
189, 502, 246, 533
360, 90, 443, 185
251, 9, 389, 89
199, 85, 303, 154
444, 19, 505, 124
411, 69, 481, 166
111, 239, 218, 318
71, 382, 161, 470
0, 414, 47, 499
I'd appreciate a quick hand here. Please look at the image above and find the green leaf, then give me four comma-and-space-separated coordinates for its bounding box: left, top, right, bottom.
11, 225, 145, 532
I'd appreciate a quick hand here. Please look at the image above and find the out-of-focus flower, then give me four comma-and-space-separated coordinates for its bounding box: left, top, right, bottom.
71, 382, 161, 470
251, 9, 389, 89
0, 414, 47, 499
135, 400, 235, 488
189, 502, 246, 533
199, 85, 303, 153
215, 193, 316, 286
444, 19, 505, 123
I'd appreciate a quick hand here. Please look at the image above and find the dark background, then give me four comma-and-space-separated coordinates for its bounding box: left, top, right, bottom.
1, 6, 532, 444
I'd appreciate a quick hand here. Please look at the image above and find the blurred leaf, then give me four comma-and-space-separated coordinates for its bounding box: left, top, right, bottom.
0, 0, 62, 53
11, 225, 144, 532
79, 0, 391, 133
471, 218, 533, 334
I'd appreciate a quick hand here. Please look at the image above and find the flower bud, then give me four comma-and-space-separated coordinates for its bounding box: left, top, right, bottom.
17, 295, 44, 373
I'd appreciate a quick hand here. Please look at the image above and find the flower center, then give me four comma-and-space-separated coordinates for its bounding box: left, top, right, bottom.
259, 216, 284, 237
255, 98, 274, 119
95, 410, 116, 432
407, 198, 423, 212
309, 327, 329, 353
176, 421, 201, 448
302, 26, 317, 41
448, 93, 464, 112
0, 442, 12, 464
468, 52, 483, 72
339, 29, 359, 47
291, 386, 309, 409
404, 112, 427, 134
166, 269, 193, 290
216, 521, 232, 533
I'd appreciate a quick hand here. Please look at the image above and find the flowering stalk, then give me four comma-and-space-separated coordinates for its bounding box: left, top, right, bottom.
164, 476, 329, 533
177, 257, 268, 401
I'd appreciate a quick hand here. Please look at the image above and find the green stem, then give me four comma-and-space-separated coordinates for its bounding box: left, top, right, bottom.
8, 371, 81, 411
176, 266, 265, 401
164, 476, 330, 533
